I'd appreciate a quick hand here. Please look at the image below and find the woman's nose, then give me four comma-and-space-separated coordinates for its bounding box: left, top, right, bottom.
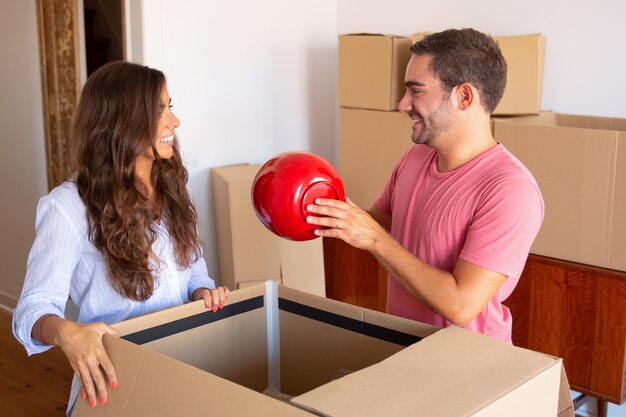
170, 113, 181, 128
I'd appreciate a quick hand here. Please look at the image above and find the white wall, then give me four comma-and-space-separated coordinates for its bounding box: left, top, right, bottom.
337, 0, 626, 119
138, 0, 338, 282
0, 0, 48, 311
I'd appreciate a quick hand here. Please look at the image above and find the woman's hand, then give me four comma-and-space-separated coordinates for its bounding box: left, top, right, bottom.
47, 317, 118, 408
193, 286, 230, 312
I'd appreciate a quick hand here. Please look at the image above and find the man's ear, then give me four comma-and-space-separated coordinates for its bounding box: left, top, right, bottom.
455, 83, 476, 111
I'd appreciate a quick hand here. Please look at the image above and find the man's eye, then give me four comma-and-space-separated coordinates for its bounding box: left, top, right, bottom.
168, 104, 174, 110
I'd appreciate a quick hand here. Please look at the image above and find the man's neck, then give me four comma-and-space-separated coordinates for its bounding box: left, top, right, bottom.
433, 121, 496, 172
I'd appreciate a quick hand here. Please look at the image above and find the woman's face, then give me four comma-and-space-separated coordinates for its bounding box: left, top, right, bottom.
153, 86, 180, 160
135, 86, 181, 182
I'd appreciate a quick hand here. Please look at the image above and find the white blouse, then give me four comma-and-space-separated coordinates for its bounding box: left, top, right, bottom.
12, 181, 216, 355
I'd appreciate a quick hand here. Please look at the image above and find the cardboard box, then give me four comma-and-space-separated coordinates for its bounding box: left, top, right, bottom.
407, 32, 546, 116
493, 34, 546, 115
339, 108, 413, 208
338, 34, 412, 111
493, 113, 626, 271
212, 164, 326, 295
73, 281, 569, 417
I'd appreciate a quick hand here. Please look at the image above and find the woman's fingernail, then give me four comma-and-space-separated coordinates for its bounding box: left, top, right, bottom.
100, 396, 107, 405
111, 381, 118, 389
81, 391, 87, 400
219, 303, 223, 310
225, 295, 229, 301
90, 399, 96, 408
212, 307, 217, 313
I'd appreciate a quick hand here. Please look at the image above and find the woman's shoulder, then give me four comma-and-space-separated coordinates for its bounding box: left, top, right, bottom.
38, 181, 87, 227
45, 181, 82, 206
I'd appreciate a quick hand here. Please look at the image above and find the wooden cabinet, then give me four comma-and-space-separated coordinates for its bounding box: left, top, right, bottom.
323, 238, 387, 313
324, 240, 626, 408
504, 254, 626, 405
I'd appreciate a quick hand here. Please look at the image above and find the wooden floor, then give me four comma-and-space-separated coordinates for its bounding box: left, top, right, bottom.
0, 312, 73, 417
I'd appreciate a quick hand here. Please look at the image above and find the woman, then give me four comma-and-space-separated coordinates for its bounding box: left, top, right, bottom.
12, 61, 229, 414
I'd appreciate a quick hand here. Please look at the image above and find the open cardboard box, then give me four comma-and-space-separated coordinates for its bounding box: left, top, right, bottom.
73, 281, 571, 416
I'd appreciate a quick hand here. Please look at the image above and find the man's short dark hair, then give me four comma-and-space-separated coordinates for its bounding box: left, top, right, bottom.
410, 28, 507, 113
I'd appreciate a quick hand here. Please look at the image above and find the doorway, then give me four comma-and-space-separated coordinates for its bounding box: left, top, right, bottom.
82, 0, 125, 77
37, 0, 125, 189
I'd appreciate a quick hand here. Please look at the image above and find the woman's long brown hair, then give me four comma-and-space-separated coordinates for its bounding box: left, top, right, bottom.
71, 61, 202, 301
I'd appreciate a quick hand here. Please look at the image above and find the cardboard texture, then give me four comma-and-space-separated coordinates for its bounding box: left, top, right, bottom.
73, 282, 569, 417
412, 32, 546, 115
410, 31, 432, 44
292, 327, 561, 417
339, 108, 413, 208
493, 113, 626, 271
211, 164, 326, 295
492, 34, 546, 115
342, 32, 546, 115
338, 34, 412, 111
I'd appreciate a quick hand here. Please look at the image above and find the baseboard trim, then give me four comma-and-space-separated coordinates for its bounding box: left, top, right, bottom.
0, 291, 17, 314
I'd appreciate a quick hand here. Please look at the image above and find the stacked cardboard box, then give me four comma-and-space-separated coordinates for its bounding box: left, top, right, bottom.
338, 34, 413, 208
73, 281, 568, 417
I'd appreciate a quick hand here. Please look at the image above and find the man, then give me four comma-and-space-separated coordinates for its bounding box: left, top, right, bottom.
307, 28, 544, 344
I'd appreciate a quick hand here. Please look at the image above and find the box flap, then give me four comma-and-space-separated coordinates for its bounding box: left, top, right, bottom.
291, 326, 561, 417
112, 284, 266, 337
74, 335, 316, 417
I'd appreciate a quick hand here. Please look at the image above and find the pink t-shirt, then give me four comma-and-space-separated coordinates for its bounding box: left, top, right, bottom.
374, 143, 544, 343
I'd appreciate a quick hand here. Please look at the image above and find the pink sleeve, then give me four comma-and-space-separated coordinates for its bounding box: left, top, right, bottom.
459, 176, 544, 280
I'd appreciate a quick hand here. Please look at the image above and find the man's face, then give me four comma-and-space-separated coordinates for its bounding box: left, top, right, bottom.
397, 54, 455, 146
